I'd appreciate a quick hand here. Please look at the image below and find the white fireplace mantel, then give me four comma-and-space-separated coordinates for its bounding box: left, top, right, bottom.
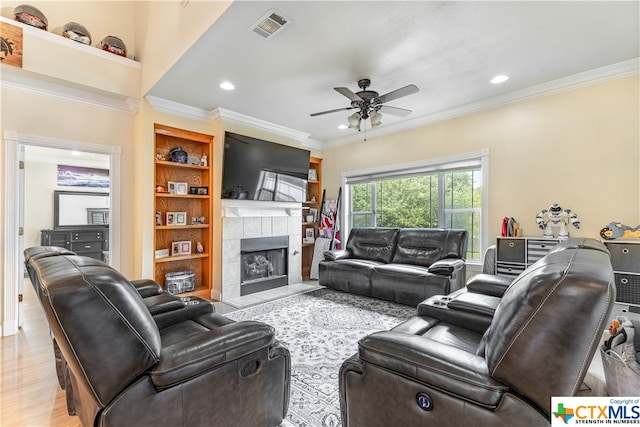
221, 199, 302, 218
220, 199, 303, 304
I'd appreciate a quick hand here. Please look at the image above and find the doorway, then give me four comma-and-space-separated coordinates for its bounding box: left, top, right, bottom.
2, 131, 121, 336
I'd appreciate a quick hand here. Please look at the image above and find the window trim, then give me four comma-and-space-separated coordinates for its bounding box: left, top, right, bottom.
341, 149, 489, 263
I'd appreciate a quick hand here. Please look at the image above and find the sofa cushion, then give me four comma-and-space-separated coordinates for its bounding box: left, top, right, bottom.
392, 228, 467, 267
346, 228, 400, 263
372, 264, 449, 306
319, 259, 382, 295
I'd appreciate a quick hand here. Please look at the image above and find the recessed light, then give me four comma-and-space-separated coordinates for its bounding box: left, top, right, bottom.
219, 81, 235, 91
491, 75, 509, 84
338, 124, 348, 130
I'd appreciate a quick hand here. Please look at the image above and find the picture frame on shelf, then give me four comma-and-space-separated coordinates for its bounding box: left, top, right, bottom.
309, 208, 318, 222
171, 241, 192, 256
180, 241, 192, 255
166, 212, 187, 226
303, 228, 315, 244
175, 212, 187, 226
155, 248, 169, 259
175, 182, 189, 195
190, 186, 209, 195
308, 169, 317, 181
171, 242, 180, 256
167, 181, 177, 194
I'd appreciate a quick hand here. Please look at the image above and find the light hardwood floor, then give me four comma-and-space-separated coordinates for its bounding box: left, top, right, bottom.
1, 281, 81, 427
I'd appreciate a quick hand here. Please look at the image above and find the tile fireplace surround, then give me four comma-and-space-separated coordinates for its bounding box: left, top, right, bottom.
221, 200, 303, 305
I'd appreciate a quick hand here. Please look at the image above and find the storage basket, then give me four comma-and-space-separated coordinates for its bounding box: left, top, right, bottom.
164, 269, 195, 295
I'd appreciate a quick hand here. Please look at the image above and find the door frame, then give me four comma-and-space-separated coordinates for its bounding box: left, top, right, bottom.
2, 130, 122, 336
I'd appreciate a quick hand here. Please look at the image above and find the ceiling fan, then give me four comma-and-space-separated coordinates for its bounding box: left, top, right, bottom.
310, 79, 419, 134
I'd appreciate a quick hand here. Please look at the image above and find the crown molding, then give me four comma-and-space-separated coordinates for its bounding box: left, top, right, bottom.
322, 58, 640, 149
1, 65, 139, 115
145, 95, 216, 122
145, 96, 314, 144
211, 108, 310, 142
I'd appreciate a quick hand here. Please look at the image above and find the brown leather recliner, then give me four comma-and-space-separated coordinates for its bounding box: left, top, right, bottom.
32, 254, 290, 427
339, 238, 615, 426
24, 247, 211, 401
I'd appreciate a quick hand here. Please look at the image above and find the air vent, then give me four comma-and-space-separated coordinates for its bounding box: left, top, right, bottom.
249, 9, 290, 39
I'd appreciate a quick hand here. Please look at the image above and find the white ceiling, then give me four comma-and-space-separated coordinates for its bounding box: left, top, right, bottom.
147, 1, 640, 146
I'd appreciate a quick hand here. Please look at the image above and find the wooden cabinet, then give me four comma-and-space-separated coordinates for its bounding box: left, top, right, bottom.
302, 156, 322, 278
153, 124, 213, 299
41, 228, 109, 261
495, 237, 559, 278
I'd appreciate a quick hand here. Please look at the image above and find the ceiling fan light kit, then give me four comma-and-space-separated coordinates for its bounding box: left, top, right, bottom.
311, 78, 419, 139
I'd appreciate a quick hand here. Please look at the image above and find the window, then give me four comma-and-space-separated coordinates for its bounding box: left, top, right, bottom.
344, 151, 488, 261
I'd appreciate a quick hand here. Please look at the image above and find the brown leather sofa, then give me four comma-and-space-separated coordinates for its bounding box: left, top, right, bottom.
30, 253, 290, 427
339, 238, 615, 426
319, 228, 468, 306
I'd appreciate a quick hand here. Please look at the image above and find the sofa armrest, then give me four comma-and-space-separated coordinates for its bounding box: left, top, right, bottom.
357, 331, 508, 407
416, 296, 494, 333
466, 273, 513, 297
324, 249, 352, 261
149, 320, 276, 389
131, 279, 163, 297
428, 258, 465, 276
143, 293, 186, 315
153, 298, 215, 329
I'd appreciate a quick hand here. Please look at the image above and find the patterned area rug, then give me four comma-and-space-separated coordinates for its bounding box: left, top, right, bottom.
226, 289, 416, 427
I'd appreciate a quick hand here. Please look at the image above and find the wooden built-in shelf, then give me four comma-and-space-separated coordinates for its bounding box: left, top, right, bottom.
302, 156, 323, 279
155, 159, 210, 170
155, 193, 209, 199
155, 224, 210, 230
155, 253, 210, 263
153, 124, 214, 299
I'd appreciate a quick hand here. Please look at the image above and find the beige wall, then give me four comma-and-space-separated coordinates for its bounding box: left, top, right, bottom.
134, 1, 232, 94
1, 87, 137, 274
23, 161, 56, 247
322, 75, 640, 240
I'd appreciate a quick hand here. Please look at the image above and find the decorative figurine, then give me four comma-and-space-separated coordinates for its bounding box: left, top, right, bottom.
196, 242, 204, 253
191, 216, 205, 225
600, 222, 640, 240
200, 154, 208, 167
535, 203, 580, 239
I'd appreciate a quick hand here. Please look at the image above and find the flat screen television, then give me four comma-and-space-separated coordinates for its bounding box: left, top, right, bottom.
221, 132, 310, 203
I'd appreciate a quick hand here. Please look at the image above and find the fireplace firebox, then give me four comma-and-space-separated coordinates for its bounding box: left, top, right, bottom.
240, 236, 288, 296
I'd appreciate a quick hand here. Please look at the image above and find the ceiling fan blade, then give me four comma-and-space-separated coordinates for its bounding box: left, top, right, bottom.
380, 105, 412, 117
334, 87, 363, 102
310, 106, 356, 117
378, 84, 419, 104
